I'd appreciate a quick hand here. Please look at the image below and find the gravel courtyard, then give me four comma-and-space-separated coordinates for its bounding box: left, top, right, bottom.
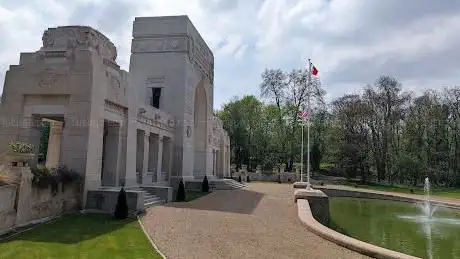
141, 183, 369, 259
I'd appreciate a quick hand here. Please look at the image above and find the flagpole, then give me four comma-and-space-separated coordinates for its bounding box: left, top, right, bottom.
306, 58, 312, 190
300, 120, 304, 182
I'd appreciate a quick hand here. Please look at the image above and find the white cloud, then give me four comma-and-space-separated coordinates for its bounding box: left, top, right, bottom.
1, 0, 460, 109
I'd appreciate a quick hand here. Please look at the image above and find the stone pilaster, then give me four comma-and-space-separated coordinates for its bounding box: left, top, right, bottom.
156, 135, 164, 182
142, 132, 150, 185
45, 120, 63, 168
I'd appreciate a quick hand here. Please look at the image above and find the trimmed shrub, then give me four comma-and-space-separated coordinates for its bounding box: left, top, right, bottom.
176, 180, 186, 201
202, 175, 209, 192
114, 187, 129, 219
238, 175, 242, 183
246, 175, 250, 182
277, 174, 281, 183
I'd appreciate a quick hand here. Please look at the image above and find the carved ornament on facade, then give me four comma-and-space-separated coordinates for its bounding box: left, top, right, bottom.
186, 125, 192, 138
109, 75, 121, 88
187, 36, 214, 86
137, 114, 174, 130
104, 101, 126, 117
42, 26, 117, 61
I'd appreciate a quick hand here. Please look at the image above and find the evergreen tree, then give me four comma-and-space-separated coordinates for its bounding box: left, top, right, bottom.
114, 187, 128, 219
238, 175, 242, 183
176, 180, 186, 201
246, 175, 251, 182
202, 175, 209, 192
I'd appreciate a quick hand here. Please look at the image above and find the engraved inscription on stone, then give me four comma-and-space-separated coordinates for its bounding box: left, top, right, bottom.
145, 77, 164, 86
132, 37, 186, 53
36, 68, 67, 88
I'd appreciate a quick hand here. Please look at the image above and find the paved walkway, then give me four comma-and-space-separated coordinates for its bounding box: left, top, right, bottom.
142, 183, 370, 259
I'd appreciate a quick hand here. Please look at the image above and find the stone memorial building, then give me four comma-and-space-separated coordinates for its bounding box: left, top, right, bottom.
0, 16, 234, 210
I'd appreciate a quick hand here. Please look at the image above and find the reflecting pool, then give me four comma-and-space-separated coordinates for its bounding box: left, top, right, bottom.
329, 197, 460, 259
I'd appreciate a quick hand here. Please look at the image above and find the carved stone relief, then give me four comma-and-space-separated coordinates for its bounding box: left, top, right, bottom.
186, 125, 192, 138
187, 36, 214, 85
41, 26, 117, 61
104, 101, 126, 117
110, 75, 121, 88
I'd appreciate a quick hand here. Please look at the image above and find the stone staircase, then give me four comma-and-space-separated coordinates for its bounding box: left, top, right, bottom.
143, 191, 164, 208
209, 179, 247, 190
127, 187, 164, 208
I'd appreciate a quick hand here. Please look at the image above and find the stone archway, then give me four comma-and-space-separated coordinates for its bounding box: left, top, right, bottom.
193, 80, 208, 178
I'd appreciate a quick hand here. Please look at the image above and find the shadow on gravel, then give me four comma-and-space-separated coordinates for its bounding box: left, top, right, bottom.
165, 188, 264, 215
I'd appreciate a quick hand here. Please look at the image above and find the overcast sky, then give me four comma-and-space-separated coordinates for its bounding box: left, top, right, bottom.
1, 0, 460, 109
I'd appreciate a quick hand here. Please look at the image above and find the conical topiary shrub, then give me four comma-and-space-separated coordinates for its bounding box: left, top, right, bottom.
238, 175, 242, 183
277, 174, 282, 184
176, 179, 186, 201
202, 175, 209, 192
114, 187, 129, 219
247, 175, 250, 182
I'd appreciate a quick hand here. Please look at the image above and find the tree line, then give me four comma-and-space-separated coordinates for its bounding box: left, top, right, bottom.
216, 69, 460, 187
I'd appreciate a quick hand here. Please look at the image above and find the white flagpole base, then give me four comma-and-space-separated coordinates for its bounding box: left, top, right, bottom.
293, 181, 310, 189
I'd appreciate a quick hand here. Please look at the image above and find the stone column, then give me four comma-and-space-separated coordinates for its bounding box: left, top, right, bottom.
142, 132, 150, 185
212, 149, 216, 176
156, 135, 164, 182
168, 138, 173, 181
115, 125, 123, 186
45, 121, 63, 168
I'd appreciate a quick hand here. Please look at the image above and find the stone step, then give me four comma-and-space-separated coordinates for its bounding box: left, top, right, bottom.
144, 200, 163, 208
209, 180, 247, 190
145, 196, 162, 204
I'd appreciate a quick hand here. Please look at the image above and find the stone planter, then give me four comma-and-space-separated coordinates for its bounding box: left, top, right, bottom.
5, 153, 35, 167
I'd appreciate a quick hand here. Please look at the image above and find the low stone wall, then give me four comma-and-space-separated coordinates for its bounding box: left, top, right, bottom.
183, 180, 203, 191
0, 166, 81, 235
247, 172, 300, 183
86, 189, 144, 213
0, 185, 17, 234
294, 189, 330, 226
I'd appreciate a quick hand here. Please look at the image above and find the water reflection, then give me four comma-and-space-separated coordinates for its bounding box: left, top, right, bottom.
330, 197, 460, 259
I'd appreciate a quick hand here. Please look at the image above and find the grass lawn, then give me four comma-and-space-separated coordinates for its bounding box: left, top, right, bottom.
341, 181, 460, 200
183, 190, 209, 202
0, 214, 162, 259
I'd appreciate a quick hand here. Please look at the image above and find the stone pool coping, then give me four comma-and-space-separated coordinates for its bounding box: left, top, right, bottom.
297, 199, 421, 259
316, 185, 460, 209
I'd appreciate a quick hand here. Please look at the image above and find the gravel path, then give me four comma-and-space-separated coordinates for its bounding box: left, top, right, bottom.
141, 183, 370, 259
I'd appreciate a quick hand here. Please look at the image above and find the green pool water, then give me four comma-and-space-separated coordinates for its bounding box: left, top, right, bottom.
329, 197, 460, 259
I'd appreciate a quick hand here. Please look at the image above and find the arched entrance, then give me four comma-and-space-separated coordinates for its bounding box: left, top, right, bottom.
193, 80, 208, 177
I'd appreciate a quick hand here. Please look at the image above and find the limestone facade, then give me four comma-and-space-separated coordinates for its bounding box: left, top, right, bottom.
0, 16, 230, 207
